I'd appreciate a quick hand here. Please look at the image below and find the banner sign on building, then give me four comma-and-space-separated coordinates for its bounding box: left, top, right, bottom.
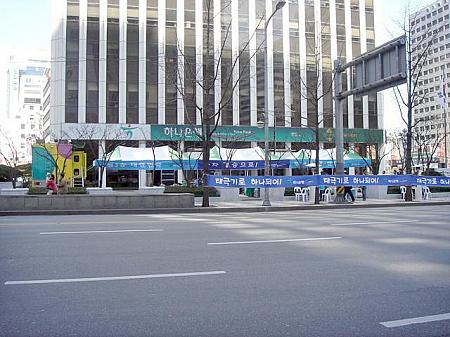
200, 160, 291, 170
150, 125, 383, 144
207, 175, 450, 188
98, 160, 185, 171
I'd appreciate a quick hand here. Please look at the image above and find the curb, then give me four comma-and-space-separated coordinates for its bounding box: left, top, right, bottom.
1, 200, 450, 216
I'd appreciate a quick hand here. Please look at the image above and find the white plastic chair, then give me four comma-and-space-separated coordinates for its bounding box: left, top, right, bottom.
294, 187, 308, 202
400, 186, 406, 199
322, 188, 332, 203
423, 186, 432, 200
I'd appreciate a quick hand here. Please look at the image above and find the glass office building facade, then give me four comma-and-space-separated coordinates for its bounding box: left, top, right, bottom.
51, 0, 384, 183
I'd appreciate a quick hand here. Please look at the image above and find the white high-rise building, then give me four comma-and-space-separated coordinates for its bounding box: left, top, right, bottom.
411, 0, 450, 167
2, 58, 49, 164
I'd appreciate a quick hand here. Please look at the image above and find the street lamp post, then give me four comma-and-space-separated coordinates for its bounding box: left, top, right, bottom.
262, 0, 285, 207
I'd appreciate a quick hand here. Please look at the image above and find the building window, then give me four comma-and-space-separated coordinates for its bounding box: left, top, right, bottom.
65, 1, 80, 123
146, 3, 158, 124
127, 4, 139, 124
353, 95, 363, 128
106, 2, 119, 124
86, 1, 99, 123
221, 0, 233, 126
239, 1, 251, 126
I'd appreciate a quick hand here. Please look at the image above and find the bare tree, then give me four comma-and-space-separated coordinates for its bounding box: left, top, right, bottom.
33, 131, 73, 185
391, 3, 444, 200
387, 128, 408, 172
350, 132, 390, 175
289, 23, 335, 204
68, 124, 129, 188
0, 127, 20, 188
169, 1, 266, 206
413, 118, 446, 174
168, 141, 201, 187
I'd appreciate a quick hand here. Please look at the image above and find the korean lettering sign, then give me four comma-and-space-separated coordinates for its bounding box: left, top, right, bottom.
208, 175, 450, 188
151, 125, 383, 143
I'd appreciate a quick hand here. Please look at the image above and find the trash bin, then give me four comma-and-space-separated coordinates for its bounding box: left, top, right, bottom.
245, 188, 255, 197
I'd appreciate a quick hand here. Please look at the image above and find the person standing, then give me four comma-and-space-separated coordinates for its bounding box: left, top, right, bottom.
58, 173, 69, 194
344, 186, 355, 203
46, 174, 58, 195
361, 169, 368, 201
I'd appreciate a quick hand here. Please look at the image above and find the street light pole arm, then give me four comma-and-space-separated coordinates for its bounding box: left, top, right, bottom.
261, 1, 285, 207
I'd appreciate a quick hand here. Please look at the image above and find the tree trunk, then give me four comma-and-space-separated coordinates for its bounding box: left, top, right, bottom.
405, 35, 413, 202
314, 105, 320, 205
201, 1, 212, 207
202, 125, 211, 207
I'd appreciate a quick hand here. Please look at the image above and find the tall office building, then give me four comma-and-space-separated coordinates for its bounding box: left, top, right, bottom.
411, 0, 450, 167
2, 58, 48, 164
42, 68, 52, 142
51, 0, 384, 184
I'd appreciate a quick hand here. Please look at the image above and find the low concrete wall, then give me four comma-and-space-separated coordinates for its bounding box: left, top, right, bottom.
0, 193, 194, 212
216, 187, 240, 201
1, 188, 28, 196
367, 186, 388, 199
86, 187, 114, 195
137, 186, 165, 194
269, 188, 285, 201
387, 192, 450, 199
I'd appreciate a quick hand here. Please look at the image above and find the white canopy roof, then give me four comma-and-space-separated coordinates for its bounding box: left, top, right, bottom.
109, 145, 175, 161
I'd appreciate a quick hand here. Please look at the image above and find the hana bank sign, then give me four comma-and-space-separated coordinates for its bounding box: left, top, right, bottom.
151, 125, 260, 141
160, 126, 203, 140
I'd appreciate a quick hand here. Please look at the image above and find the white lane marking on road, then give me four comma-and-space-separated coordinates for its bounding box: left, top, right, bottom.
58, 220, 160, 225
331, 220, 420, 226
5, 271, 226, 285
380, 313, 450, 328
208, 237, 342, 245
39, 229, 164, 235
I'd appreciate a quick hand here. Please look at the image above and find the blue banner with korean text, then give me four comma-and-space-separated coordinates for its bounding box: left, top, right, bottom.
200, 160, 291, 170
207, 175, 450, 188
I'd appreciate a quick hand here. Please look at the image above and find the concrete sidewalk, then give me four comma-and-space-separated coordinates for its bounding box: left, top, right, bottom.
1, 195, 450, 216
195, 195, 450, 210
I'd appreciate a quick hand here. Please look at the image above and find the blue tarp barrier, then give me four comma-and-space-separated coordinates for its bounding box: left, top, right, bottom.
207, 175, 450, 188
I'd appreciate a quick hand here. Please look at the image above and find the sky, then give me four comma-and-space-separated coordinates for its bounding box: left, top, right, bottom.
0, 0, 51, 115
0, 0, 51, 54
0, 0, 439, 130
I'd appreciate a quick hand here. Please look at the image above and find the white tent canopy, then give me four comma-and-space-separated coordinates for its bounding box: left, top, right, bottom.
108, 145, 175, 161
96, 145, 370, 170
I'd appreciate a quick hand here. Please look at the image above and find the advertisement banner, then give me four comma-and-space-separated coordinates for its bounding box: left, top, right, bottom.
96, 160, 185, 171
207, 175, 450, 188
150, 125, 383, 143
200, 160, 291, 170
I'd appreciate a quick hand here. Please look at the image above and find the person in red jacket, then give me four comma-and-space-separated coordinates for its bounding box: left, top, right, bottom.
46, 174, 58, 195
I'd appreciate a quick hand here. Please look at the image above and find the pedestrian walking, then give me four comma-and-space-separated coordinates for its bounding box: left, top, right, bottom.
344, 186, 355, 203
58, 173, 68, 194
361, 169, 368, 201
46, 174, 58, 195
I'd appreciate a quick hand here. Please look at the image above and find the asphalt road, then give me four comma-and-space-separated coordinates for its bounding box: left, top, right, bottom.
0, 205, 449, 337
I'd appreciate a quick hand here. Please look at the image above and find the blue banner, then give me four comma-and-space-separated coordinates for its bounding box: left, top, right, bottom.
97, 159, 292, 171
95, 160, 188, 170
201, 160, 291, 170
207, 174, 450, 188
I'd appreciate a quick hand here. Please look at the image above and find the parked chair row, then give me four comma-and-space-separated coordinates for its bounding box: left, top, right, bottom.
294, 187, 333, 203
322, 188, 332, 202
400, 186, 431, 200
294, 187, 309, 202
